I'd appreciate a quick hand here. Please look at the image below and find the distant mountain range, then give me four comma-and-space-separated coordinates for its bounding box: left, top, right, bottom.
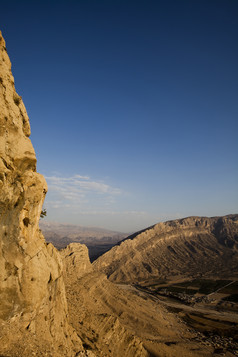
40, 221, 127, 261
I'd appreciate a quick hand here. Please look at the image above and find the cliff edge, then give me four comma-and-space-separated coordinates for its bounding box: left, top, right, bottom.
0, 31, 85, 357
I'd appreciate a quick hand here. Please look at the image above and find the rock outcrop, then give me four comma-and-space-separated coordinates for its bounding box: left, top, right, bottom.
0, 31, 84, 357
94, 215, 238, 284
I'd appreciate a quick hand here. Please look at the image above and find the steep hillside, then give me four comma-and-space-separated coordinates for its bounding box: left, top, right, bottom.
94, 215, 238, 284
61, 243, 214, 357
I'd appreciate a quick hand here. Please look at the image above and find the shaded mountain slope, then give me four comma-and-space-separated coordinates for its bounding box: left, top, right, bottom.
94, 215, 238, 284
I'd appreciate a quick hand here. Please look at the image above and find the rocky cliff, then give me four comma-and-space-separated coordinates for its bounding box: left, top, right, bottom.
0, 31, 85, 357
94, 215, 238, 284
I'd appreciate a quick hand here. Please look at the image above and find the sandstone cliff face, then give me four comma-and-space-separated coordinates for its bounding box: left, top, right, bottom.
0, 31, 84, 357
94, 215, 238, 283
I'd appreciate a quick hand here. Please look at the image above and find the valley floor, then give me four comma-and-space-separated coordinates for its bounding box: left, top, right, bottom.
121, 278, 238, 356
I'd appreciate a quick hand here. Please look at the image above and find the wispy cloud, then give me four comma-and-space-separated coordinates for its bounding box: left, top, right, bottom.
42, 174, 154, 231
44, 174, 121, 209
72, 210, 148, 216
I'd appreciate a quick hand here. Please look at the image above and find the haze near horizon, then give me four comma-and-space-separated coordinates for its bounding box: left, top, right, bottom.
1, 0, 237, 231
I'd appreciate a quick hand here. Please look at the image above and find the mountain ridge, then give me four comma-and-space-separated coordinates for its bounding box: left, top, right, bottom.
94, 214, 238, 283
118, 214, 238, 244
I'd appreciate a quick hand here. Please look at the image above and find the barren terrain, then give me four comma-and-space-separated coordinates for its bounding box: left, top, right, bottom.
62, 244, 222, 357
94, 215, 238, 283
92, 215, 238, 356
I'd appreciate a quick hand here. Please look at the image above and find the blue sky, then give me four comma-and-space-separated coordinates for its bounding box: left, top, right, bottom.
1, 0, 238, 232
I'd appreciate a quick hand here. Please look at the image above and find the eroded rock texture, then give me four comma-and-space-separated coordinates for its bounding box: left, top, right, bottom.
0, 31, 84, 357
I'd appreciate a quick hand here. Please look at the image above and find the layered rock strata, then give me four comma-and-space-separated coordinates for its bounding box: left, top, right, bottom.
0, 31, 84, 357
94, 215, 238, 283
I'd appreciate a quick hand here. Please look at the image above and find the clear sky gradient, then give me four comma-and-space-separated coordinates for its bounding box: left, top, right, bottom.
1, 0, 238, 232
